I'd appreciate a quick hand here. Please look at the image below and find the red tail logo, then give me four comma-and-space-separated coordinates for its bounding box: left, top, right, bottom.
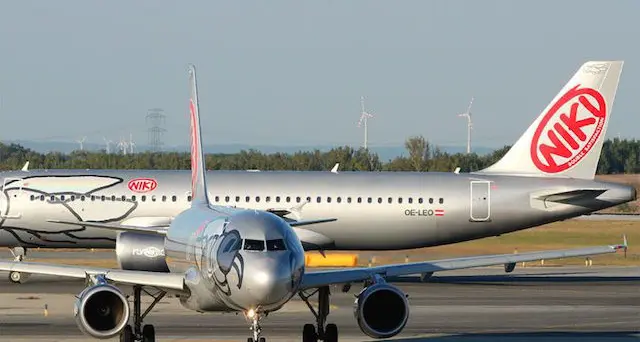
530, 85, 606, 173
189, 99, 198, 197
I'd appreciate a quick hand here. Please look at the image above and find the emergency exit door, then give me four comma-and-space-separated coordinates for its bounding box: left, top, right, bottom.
470, 181, 490, 221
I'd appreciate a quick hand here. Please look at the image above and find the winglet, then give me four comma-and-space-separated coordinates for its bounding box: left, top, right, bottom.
623, 234, 628, 249
331, 163, 339, 173
21, 161, 29, 172
187, 64, 210, 207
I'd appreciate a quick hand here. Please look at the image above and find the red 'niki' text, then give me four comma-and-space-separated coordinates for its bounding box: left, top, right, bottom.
530, 85, 606, 173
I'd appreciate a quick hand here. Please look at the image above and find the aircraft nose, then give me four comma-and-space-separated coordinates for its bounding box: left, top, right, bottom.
246, 255, 292, 307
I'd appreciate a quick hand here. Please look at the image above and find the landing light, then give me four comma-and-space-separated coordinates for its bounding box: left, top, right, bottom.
247, 308, 256, 319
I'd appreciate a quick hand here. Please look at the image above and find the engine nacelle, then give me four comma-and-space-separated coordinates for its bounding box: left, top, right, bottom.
116, 232, 169, 272
354, 283, 409, 339
74, 284, 130, 339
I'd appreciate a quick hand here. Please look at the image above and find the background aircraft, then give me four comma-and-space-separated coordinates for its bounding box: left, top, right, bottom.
0, 64, 628, 342
0, 61, 633, 286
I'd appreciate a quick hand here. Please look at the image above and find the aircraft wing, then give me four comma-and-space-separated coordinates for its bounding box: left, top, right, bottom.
47, 220, 169, 235
0, 261, 184, 291
299, 240, 627, 290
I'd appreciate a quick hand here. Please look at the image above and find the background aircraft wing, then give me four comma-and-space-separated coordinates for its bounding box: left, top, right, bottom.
0, 261, 184, 291
299, 240, 627, 290
47, 219, 169, 235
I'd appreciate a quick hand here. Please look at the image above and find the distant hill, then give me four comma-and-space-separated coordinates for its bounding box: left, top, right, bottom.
5, 139, 498, 161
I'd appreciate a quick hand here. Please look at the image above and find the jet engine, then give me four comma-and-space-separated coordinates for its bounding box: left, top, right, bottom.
74, 284, 130, 339
116, 232, 169, 272
354, 282, 409, 339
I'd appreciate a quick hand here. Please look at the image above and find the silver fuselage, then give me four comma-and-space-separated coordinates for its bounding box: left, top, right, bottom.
0, 169, 634, 250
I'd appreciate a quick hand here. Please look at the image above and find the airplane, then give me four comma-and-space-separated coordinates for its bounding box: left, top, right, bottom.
0, 60, 633, 286
0, 64, 629, 342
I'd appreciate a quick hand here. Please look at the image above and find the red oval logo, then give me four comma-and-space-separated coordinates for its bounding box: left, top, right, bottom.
530, 85, 606, 173
127, 178, 158, 193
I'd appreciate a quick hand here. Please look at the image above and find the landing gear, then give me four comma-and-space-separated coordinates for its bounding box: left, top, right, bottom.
8, 247, 28, 284
299, 286, 338, 342
245, 309, 266, 342
119, 285, 165, 342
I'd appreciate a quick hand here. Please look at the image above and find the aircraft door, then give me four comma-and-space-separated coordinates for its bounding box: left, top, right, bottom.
1, 178, 24, 219
470, 181, 490, 221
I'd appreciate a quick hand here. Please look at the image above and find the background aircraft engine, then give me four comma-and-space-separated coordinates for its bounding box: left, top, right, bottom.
74, 284, 130, 339
354, 283, 409, 339
116, 232, 169, 272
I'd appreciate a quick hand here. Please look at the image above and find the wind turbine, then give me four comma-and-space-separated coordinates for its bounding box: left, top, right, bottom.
76, 136, 87, 151
103, 137, 113, 154
357, 96, 375, 149
457, 97, 474, 154
128, 133, 135, 154
117, 137, 129, 155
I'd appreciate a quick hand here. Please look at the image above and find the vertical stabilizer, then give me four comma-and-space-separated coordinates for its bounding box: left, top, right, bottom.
478, 61, 623, 179
187, 64, 210, 206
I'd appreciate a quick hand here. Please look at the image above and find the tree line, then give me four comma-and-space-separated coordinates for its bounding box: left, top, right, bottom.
0, 137, 636, 174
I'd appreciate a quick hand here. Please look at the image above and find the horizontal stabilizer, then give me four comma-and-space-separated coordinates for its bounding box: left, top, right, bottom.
288, 218, 337, 227
47, 219, 168, 235
534, 189, 607, 203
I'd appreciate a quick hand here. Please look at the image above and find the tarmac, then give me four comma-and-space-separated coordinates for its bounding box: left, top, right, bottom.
0, 266, 638, 341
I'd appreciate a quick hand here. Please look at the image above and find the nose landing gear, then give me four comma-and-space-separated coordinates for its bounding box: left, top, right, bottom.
245, 309, 266, 342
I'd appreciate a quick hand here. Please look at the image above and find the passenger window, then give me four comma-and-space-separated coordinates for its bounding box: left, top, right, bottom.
235, 196, 240, 202
408, 198, 413, 204
121, 195, 126, 201
398, 197, 403, 204
61, 195, 66, 201
377, 197, 382, 204
418, 198, 423, 204
141, 195, 146, 202
266, 239, 287, 251
296, 196, 301, 203
429, 198, 433, 204
266, 196, 271, 203
111, 195, 116, 201
256, 196, 260, 202
286, 196, 291, 203
276, 196, 281, 203
439, 198, 444, 204
327, 197, 331, 203
225, 196, 230, 202
244, 239, 265, 251
187, 195, 192, 202
81, 196, 86, 201
388, 197, 392, 204
215, 196, 220, 202
306, 196, 311, 203
347, 197, 352, 203
357, 197, 362, 203
317, 196, 321, 203
162, 195, 167, 202
101, 195, 106, 201
367, 197, 372, 203
91, 195, 96, 201
245, 196, 250, 202
30, 195, 34, 201
50, 195, 55, 201
151, 195, 156, 202
71, 195, 76, 201
40, 195, 45, 201
172, 195, 177, 202
337, 197, 342, 203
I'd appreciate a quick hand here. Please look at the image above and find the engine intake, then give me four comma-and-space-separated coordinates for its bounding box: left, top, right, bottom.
354, 283, 409, 339
74, 284, 130, 339
116, 232, 169, 272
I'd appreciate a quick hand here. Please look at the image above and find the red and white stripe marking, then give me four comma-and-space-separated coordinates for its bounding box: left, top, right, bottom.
435, 209, 445, 216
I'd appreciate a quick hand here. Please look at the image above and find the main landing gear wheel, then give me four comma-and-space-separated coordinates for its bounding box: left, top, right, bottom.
8, 247, 27, 284
119, 285, 165, 342
299, 286, 339, 342
9, 271, 22, 284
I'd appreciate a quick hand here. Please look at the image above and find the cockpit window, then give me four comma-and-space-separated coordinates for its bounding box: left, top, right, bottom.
244, 239, 265, 251
266, 239, 287, 251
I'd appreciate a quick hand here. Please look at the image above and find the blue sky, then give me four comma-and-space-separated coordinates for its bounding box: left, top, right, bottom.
0, 0, 638, 150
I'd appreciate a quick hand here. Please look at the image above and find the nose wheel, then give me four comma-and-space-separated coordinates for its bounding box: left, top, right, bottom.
246, 309, 267, 342
8, 247, 28, 284
299, 286, 338, 342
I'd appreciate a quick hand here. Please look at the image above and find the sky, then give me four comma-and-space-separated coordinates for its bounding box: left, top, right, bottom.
0, 0, 639, 150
